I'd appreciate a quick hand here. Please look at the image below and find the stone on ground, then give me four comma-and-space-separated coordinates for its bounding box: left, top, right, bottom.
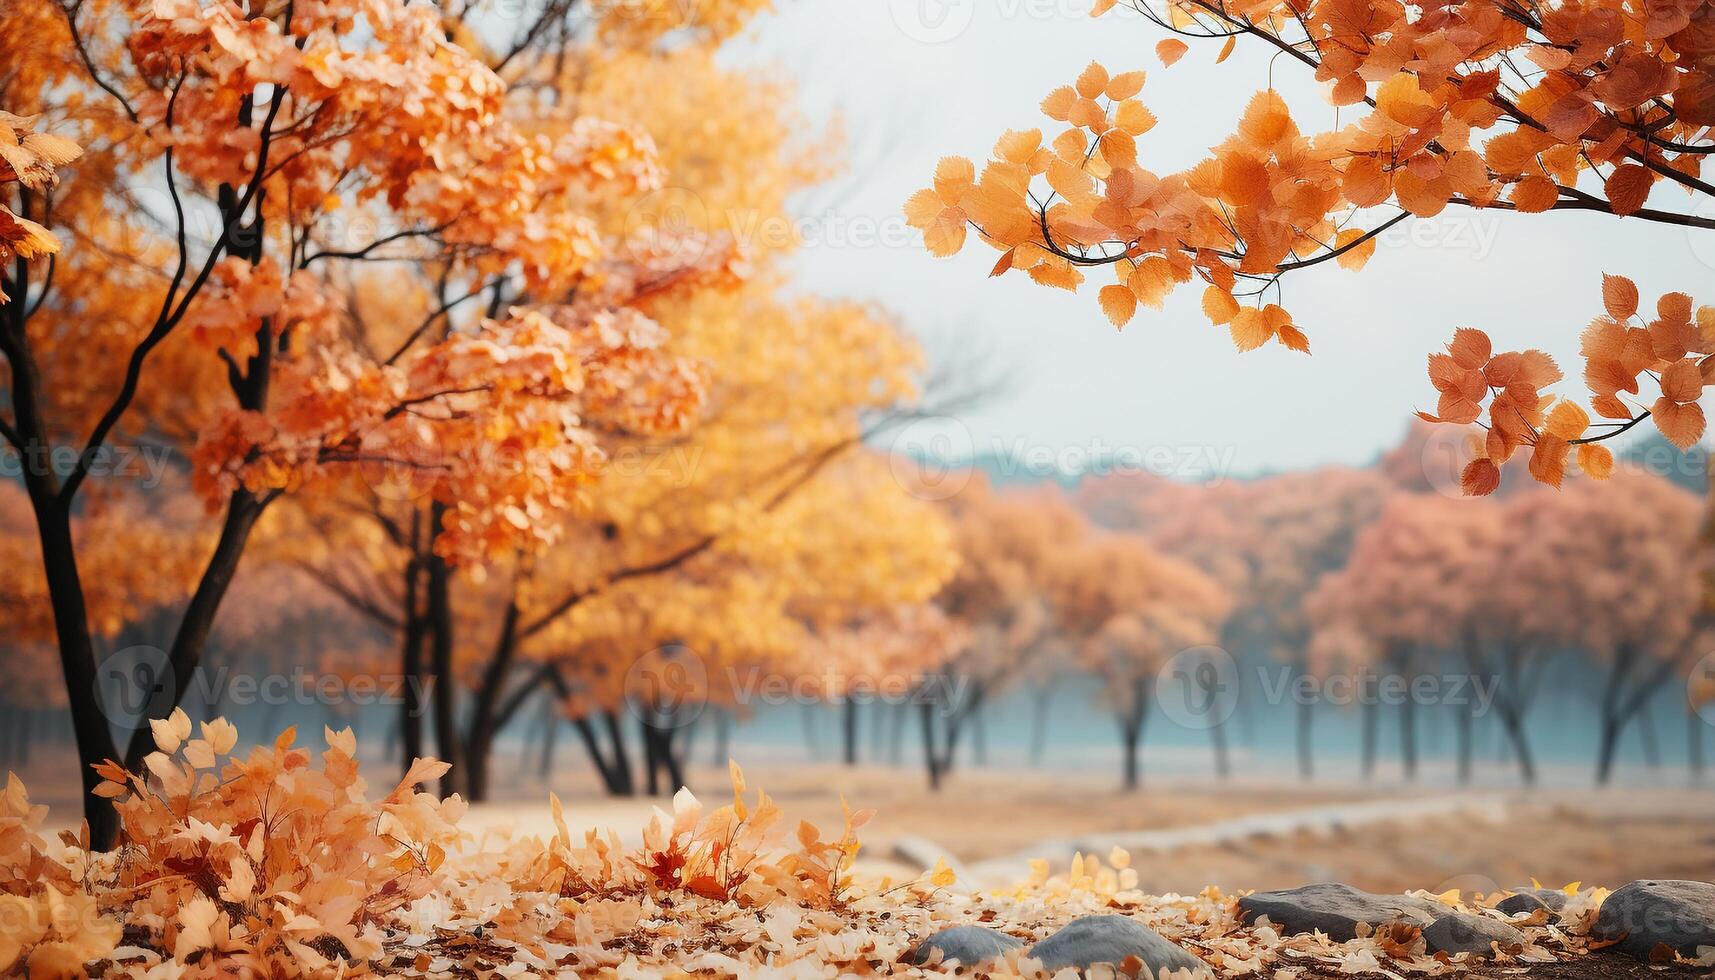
1422, 911, 1527, 955
1027, 914, 1207, 976
1496, 888, 1569, 916
1237, 882, 1444, 941
911, 925, 1024, 967
1591, 879, 1715, 959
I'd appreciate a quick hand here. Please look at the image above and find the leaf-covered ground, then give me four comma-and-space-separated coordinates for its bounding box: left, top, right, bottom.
5, 714, 1713, 978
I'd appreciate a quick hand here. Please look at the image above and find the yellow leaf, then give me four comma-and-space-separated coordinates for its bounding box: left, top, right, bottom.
1544, 399, 1590, 440
1100, 283, 1137, 328
1105, 70, 1146, 101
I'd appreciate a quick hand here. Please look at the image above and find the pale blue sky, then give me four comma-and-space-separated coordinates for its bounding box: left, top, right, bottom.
729, 0, 1715, 477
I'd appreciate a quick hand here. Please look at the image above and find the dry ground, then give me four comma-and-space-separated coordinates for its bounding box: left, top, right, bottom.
27, 746, 1715, 896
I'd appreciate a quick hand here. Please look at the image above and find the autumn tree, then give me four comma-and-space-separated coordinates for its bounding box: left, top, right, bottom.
913, 476, 1091, 788
1079, 467, 1390, 777
1044, 527, 1230, 789
255, 3, 964, 805
0, 0, 762, 845
1500, 470, 1707, 782
1307, 494, 1504, 780
523, 452, 955, 798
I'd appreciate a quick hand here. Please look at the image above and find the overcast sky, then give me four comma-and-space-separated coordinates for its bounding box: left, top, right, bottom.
719, 1, 1715, 480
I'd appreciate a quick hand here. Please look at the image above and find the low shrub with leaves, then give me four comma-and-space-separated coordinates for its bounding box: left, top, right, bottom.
5, 714, 1713, 978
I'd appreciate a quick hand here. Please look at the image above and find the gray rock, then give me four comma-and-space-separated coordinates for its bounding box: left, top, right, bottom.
1421, 912, 1527, 956
1592, 879, 1715, 959
1028, 915, 1206, 976
911, 925, 1024, 966
1237, 883, 1444, 942
1495, 888, 1568, 917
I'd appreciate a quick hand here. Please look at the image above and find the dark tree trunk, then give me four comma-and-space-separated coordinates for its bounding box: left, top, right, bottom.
920, 698, 945, 791
842, 699, 859, 766
1638, 705, 1661, 768
1399, 688, 1418, 781
1498, 706, 1537, 785
570, 710, 634, 796
887, 702, 906, 765
425, 508, 464, 798
1360, 675, 1379, 782
970, 702, 987, 767
1456, 698, 1474, 785
1029, 678, 1058, 764
1690, 709, 1705, 780
17, 711, 34, 769
1296, 698, 1315, 781
603, 710, 634, 794
123, 488, 267, 775
538, 702, 559, 780
1119, 677, 1150, 790
640, 717, 684, 795
399, 519, 427, 773
1596, 716, 1622, 785
28, 497, 123, 849
712, 709, 732, 767
1209, 719, 1230, 779
1596, 648, 1636, 787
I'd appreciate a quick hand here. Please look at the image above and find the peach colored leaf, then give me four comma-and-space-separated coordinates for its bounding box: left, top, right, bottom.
1577, 443, 1615, 479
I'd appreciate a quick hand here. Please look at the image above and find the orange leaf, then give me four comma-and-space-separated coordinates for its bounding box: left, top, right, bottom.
1528, 435, 1570, 487
1461, 458, 1501, 496
1661, 359, 1704, 403
1041, 86, 1077, 121
1076, 62, 1110, 100
1545, 400, 1590, 440
1099, 129, 1137, 168
1447, 327, 1491, 370
923, 212, 967, 257
1602, 274, 1639, 320
1106, 71, 1146, 101
1509, 176, 1560, 213
1202, 286, 1239, 324
1099, 283, 1138, 329
1333, 228, 1376, 270
1577, 443, 1615, 479
1652, 397, 1706, 448
1604, 164, 1653, 216
1156, 39, 1189, 67
1230, 308, 1271, 351
1216, 35, 1237, 63
1591, 393, 1633, 419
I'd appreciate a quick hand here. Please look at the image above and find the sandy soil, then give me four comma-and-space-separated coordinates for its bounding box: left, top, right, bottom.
465, 760, 1715, 895
23, 746, 1715, 897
